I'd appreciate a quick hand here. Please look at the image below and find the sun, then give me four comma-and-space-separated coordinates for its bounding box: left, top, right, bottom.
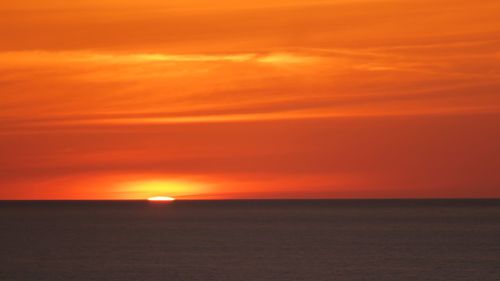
147, 196, 176, 202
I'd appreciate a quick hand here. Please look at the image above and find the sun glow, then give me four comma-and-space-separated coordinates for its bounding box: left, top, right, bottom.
147, 196, 176, 202
117, 179, 209, 199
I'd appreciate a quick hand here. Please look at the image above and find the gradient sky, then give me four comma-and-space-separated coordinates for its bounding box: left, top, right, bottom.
1, 0, 499, 199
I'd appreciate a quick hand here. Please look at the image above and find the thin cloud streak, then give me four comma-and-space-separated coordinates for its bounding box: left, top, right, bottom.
1, 47, 498, 126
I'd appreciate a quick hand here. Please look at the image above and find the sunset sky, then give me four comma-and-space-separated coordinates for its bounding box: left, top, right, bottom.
0, 0, 499, 199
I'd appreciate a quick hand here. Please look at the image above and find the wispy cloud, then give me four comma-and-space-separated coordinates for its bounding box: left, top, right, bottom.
1, 46, 498, 131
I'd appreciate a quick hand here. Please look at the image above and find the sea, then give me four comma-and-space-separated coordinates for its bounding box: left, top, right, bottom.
1, 200, 499, 281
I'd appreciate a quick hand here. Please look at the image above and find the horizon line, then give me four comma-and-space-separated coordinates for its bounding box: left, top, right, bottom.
1, 198, 499, 201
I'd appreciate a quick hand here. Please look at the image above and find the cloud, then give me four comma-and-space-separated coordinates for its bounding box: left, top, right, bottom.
1, 45, 498, 128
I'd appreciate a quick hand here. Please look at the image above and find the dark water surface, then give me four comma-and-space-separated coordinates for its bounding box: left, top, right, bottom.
1, 200, 499, 281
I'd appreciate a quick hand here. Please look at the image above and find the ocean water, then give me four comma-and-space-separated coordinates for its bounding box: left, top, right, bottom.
1, 200, 499, 281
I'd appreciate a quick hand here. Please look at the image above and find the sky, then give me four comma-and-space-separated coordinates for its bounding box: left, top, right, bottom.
0, 0, 499, 199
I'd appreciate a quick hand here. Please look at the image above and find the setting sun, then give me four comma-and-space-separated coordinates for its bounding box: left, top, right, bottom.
147, 196, 176, 202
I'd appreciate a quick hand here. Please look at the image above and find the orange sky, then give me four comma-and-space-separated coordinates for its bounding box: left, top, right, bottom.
0, 0, 499, 199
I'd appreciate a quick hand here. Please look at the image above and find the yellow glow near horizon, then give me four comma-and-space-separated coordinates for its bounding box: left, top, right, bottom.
117, 179, 209, 199
147, 196, 176, 201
